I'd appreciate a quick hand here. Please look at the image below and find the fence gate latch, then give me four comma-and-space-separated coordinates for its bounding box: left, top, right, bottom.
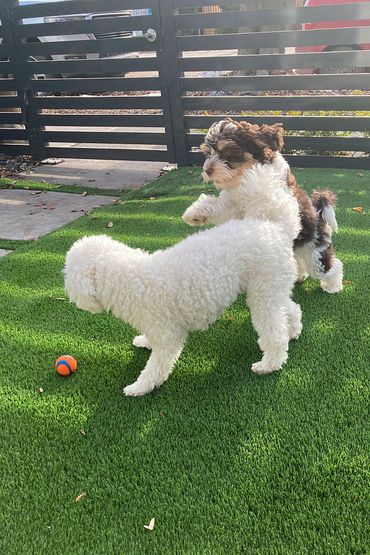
144, 29, 157, 42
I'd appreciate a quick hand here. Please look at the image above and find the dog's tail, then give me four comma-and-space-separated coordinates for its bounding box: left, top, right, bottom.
311, 189, 338, 233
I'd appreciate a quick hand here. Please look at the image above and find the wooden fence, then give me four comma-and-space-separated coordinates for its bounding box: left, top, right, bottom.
0, 0, 370, 168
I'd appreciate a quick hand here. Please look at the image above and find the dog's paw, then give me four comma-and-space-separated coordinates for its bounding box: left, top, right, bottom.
123, 380, 155, 397
320, 280, 343, 294
132, 335, 151, 349
182, 209, 208, 227
289, 325, 302, 341
251, 360, 281, 375
296, 273, 308, 283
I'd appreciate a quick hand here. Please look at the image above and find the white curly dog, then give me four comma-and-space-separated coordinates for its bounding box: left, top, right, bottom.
64, 220, 301, 397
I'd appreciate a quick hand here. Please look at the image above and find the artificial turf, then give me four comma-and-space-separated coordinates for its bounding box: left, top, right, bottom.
0, 167, 369, 554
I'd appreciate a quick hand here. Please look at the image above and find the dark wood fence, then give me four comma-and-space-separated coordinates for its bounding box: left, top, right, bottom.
1, 0, 370, 168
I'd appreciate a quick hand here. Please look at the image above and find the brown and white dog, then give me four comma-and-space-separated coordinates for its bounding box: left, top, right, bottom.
182, 118, 343, 293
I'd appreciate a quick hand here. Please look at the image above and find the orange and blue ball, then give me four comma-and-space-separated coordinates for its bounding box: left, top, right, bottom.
55, 355, 77, 377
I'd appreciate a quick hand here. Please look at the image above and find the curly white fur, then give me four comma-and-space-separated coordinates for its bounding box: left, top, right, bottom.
64, 223, 301, 397
183, 156, 343, 293
183, 161, 301, 244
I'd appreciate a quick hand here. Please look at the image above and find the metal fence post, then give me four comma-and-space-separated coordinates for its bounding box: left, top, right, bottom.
157, 0, 189, 166
1, 0, 45, 160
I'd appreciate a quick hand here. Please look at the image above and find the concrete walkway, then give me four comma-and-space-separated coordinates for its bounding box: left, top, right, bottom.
19, 158, 165, 190
1, 155, 168, 255
0, 189, 119, 241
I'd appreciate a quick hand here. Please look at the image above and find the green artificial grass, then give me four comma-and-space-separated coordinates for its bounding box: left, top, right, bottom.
0, 167, 369, 554
0, 176, 123, 197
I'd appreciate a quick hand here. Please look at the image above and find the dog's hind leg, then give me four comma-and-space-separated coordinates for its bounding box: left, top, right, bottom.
287, 300, 302, 341
247, 298, 290, 376
124, 331, 186, 397
294, 248, 308, 283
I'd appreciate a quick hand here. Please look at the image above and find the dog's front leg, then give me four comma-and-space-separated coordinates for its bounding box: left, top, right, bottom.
182, 193, 236, 226
123, 332, 186, 397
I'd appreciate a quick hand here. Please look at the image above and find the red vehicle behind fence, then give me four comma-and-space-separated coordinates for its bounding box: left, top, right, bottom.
295, 0, 370, 73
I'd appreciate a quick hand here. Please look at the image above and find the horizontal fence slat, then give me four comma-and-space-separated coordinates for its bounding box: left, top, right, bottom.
0, 61, 11, 72
0, 96, 21, 109
22, 36, 158, 57
29, 77, 160, 94
188, 150, 370, 169
180, 50, 370, 73
0, 145, 30, 155
16, 16, 153, 39
0, 113, 23, 125
40, 131, 167, 144
187, 133, 370, 151
184, 116, 370, 132
175, 3, 370, 30
177, 27, 370, 52
0, 145, 168, 162
0, 79, 17, 91
36, 114, 164, 127
14, 0, 156, 19
0, 44, 9, 56
182, 74, 370, 92
183, 95, 370, 111
36, 147, 168, 162
24, 56, 158, 76
0, 129, 27, 140
34, 95, 162, 110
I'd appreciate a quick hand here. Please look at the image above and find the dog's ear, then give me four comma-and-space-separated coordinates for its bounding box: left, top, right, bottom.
230, 120, 284, 162
260, 123, 285, 152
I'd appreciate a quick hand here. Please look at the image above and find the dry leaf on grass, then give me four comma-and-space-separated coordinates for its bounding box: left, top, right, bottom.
352, 207, 364, 213
75, 492, 87, 502
106, 222, 114, 228
38, 387, 44, 394
81, 191, 88, 196
144, 517, 155, 531
343, 279, 353, 285
357, 173, 364, 177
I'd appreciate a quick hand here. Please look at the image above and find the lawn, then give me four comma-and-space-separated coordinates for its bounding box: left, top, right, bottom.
0, 167, 369, 554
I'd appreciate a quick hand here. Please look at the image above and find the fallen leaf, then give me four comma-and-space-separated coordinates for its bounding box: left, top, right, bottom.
80, 429, 86, 436
106, 222, 114, 228
226, 315, 234, 321
48, 295, 67, 301
111, 199, 121, 205
30, 191, 42, 196
144, 517, 155, 531
81, 191, 88, 196
343, 279, 353, 285
159, 410, 166, 417
149, 196, 156, 200
38, 387, 44, 394
357, 173, 364, 177
352, 206, 364, 213
75, 492, 87, 502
